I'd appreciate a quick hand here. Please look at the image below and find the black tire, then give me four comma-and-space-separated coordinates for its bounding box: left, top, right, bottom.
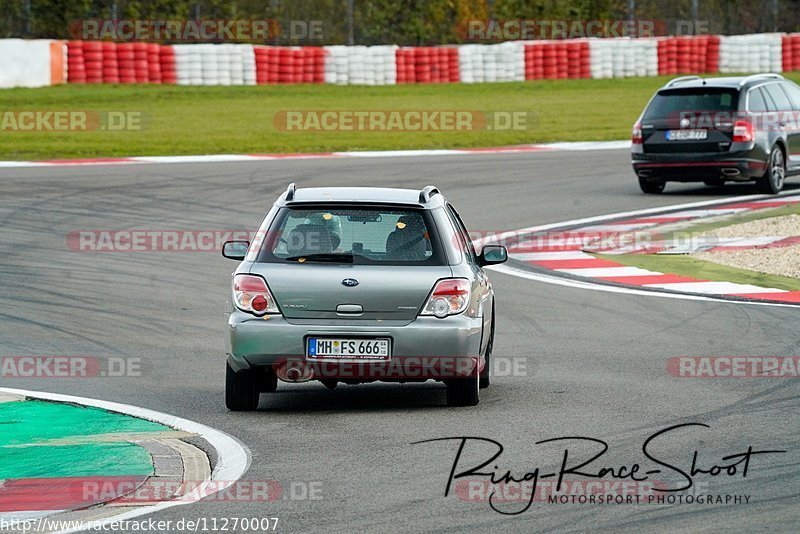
260, 367, 278, 393
479, 309, 495, 389
757, 146, 786, 194
226, 362, 260, 411
446, 362, 480, 407
638, 176, 665, 194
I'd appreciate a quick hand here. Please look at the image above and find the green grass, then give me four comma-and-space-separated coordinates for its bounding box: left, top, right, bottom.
0, 74, 780, 160
2, 72, 798, 160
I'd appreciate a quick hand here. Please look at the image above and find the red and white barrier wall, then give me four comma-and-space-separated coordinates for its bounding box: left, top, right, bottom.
459, 42, 524, 82
657, 36, 720, 75
0, 39, 65, 88
397, 47, 459, 83
256, 46, 323, 84
4, 33, 800, 89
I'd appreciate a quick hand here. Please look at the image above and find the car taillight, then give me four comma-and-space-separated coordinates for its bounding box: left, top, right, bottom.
631, 121, 643, 144
233, 274, 280, 316
421, 279, 470, 318
733, 120, 754, 143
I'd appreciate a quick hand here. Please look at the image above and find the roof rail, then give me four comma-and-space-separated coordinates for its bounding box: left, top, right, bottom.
739, 73, 784, 86
665, 75, 701, 87
419, 185, 440, 203
284, 182, 296, 201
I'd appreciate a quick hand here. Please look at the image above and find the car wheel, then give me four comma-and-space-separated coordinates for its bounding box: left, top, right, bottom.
446, 362, 480, 407
226, 362, 260, 411
638, 176, 665, 194
479, 309, 494, 389
758, 146, 786, 194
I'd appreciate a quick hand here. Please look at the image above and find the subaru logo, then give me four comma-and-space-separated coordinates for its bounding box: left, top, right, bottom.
341, 278, 359, 287
680, 117, 690, 128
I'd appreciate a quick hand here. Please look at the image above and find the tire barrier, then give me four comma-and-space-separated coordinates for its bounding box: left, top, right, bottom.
255, 46, 323, 84
7, 33, 800, 90
323, 45, 396, 85
66, 40, 86, 84
657, 36, 720, 74
101, 41, 119, 83
524, 41, 590, 79
160, 45, 177, 84
396, 47, 460, 84
589, 38, 658, 79
718, 33, 782, 74
458, 42, 524, 83
173, 44, 257, 86
66, 41, 177, 84
784, 34, 800, 72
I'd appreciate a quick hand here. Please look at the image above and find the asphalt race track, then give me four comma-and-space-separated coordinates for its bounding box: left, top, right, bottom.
1, 148, 799, 532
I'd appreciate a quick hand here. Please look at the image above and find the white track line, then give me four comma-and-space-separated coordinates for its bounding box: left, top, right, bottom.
557, 266, 662, 277
643, 281, 787, 294
510, 251, 594, 261
0, 140, 632, 168
0, 386, 251, 534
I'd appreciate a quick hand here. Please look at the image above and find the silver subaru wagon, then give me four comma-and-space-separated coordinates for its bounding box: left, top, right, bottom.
222, 184, 507, 410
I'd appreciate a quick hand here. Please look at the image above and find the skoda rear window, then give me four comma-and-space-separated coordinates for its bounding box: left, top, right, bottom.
643, 88, 739, 120
257, 206, 446, 265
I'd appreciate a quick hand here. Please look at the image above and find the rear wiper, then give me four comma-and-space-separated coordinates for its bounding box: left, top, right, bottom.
285, 253, 354, 263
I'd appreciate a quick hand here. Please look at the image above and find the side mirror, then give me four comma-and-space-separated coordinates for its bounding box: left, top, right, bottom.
222, 240, 250, 261
478, 244, 507, 266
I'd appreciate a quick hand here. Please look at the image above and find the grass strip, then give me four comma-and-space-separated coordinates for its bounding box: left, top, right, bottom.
6, 74, 800, 160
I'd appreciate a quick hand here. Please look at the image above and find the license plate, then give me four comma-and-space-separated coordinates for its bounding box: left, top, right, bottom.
666, 129, 707, 140
306, 338, 391, 360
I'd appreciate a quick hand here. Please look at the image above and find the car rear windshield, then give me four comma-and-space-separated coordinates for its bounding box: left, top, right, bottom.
257, 206, 446, 265
643, 88, 739, 120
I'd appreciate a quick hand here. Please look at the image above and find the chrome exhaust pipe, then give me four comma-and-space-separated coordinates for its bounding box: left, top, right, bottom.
276, 361, 314, 383
286, 367, 303, 381
637, 169, 652, 177
721, 168, 741, 176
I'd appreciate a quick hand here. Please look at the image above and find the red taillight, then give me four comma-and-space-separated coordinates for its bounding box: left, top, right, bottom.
251, 295, 268, 312
733, 120, 754, 143
234, 275, 267, 293
232, 274, 279, 316
632, 122, 643, 144
421, 279, 470, 318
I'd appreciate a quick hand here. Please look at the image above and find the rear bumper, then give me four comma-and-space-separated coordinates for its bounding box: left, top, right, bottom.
225, 310, 483, 379
631, 150, 767, 181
